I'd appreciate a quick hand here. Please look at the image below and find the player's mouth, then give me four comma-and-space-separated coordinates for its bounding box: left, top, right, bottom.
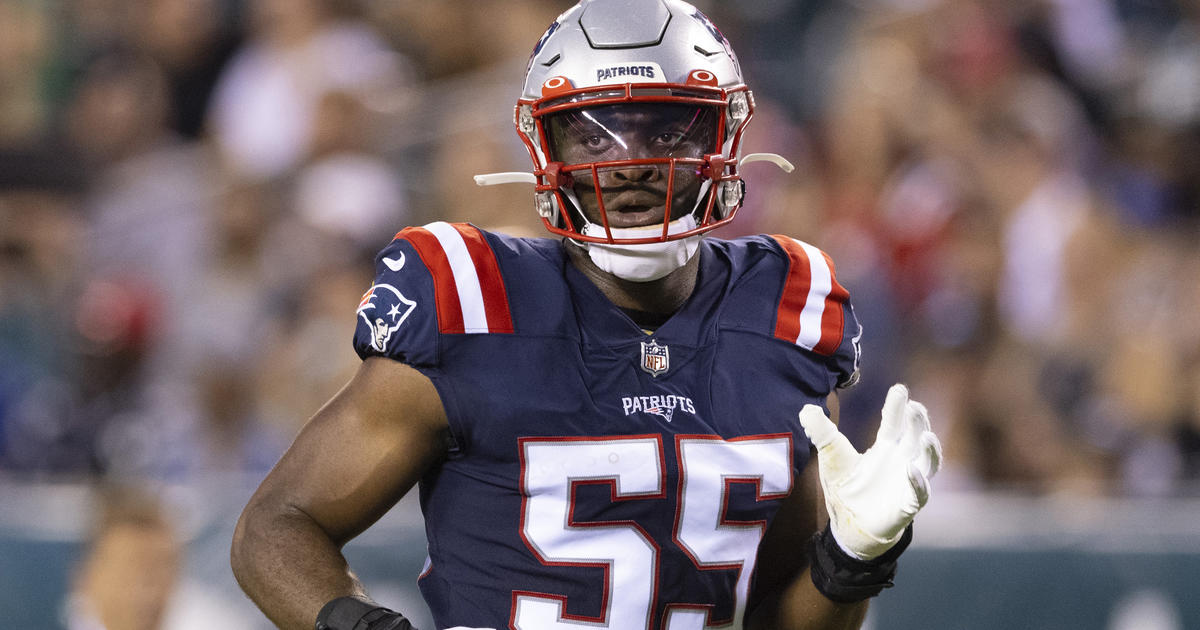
601, 191, 667, 228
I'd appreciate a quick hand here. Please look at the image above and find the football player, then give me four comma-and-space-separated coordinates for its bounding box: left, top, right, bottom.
231, 1, 942, 629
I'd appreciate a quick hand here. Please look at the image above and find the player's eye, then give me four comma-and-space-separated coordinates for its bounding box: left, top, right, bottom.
653, 131, 687, 146
573, 130, 618, 154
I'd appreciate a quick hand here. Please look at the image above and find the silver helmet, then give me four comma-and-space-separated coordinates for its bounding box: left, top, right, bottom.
512, 0, 760, 245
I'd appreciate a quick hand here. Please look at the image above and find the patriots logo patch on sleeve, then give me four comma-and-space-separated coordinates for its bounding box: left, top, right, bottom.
357, 283, 417, 352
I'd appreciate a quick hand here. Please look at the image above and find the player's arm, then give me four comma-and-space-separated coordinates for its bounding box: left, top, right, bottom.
750, 386, 942, 630
749, 395, 868, 630
231, 356, 449, 630
756, 469, 871, 630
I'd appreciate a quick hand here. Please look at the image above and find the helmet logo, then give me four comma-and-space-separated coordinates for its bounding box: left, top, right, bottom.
689, 9, 741, 76
531, 19, 560, 58
526, 18, 562, 75
690, 9, 730, 47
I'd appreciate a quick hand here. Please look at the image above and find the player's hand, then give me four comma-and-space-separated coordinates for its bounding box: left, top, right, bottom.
798, 384, 942, 561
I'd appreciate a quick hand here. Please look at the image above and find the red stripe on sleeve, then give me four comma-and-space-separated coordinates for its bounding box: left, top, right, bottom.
814, 249, 848, 356
399, 226, 465, 334
452, 224, 515, 333
769, 235, 812, 344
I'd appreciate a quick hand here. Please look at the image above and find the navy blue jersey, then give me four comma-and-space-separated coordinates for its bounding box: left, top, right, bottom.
353, 222, 861, 630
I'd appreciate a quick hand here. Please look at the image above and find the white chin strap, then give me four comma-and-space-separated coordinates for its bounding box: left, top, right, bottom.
578, 215, 702, 282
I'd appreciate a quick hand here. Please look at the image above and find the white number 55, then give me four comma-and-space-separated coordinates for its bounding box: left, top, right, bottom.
517, 434, 792, 630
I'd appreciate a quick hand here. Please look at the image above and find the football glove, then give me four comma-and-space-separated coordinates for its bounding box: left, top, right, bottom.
798, 384, 942, 561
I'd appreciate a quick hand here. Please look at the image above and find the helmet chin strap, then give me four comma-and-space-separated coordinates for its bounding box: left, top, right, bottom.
577, 215, 702, 282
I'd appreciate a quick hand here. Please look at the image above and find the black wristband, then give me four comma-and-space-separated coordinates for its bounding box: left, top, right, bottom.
807, 522, 913, 604
315, 596, 416, 630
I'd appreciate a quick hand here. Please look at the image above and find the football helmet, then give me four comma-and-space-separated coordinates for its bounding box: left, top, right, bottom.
476, 0, 791, 280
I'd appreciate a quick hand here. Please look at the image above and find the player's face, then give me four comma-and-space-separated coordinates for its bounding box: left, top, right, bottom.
546, 103, 718, 229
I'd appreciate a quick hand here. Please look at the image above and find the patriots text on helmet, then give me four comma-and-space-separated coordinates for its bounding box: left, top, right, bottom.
595, 65, 659, 82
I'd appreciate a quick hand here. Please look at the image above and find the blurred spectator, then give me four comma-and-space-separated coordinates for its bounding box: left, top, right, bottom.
132, 0, 241, 138
64, 485, 182, 630
207, 0, 410, 179
367, 0, 562, 235
60, 49, 215, 477
366, 0, 561, 81
993, 74, 1096, 347
0, 147, 89, 473
254, 262, 371, 436
0, 0, 54, 144
63, 484, 255, 629
294, 90, 407, 251
174, 174, 300, 470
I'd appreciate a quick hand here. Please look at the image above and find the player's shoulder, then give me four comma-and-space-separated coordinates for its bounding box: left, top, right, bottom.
353, 222, 569, 365
706, 233, 847, 300
709, 233, 857, 359
706, 233, 837, 274
395, 220, 566, 298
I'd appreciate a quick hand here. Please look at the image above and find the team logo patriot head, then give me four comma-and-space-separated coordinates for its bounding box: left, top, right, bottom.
357, 283, 417, 352
645, 404, 675, 423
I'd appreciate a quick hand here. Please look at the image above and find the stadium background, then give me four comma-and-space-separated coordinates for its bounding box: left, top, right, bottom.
1, 0, 1198, 627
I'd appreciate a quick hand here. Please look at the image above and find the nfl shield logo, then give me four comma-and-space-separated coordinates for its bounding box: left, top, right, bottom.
640, 340, 670, 377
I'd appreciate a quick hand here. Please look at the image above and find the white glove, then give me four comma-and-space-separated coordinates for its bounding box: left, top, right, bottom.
798, 384, 942, 561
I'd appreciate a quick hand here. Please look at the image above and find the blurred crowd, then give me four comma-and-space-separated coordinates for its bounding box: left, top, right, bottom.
1, 0, 1199, 500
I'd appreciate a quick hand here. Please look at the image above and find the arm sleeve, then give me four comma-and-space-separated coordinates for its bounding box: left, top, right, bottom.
765, 234, 862, 390
352, 236, 441, 368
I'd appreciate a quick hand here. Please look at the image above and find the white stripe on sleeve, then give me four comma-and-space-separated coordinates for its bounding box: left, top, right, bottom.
425, 221, 490, 333
795, 239, 832, 350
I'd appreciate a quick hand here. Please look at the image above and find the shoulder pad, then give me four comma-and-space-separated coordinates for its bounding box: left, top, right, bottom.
766, 235, 849, 356
394, 222, 514, 335
353, 222, 516, 366
766, 235, 862, 388
719, 235, 859, 388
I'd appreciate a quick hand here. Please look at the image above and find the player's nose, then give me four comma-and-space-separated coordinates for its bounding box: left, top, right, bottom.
609, 163, 662, 184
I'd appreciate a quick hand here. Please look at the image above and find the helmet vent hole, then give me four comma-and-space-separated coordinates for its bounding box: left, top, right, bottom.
541, 54, 561, 67
694, 45, 717, 57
